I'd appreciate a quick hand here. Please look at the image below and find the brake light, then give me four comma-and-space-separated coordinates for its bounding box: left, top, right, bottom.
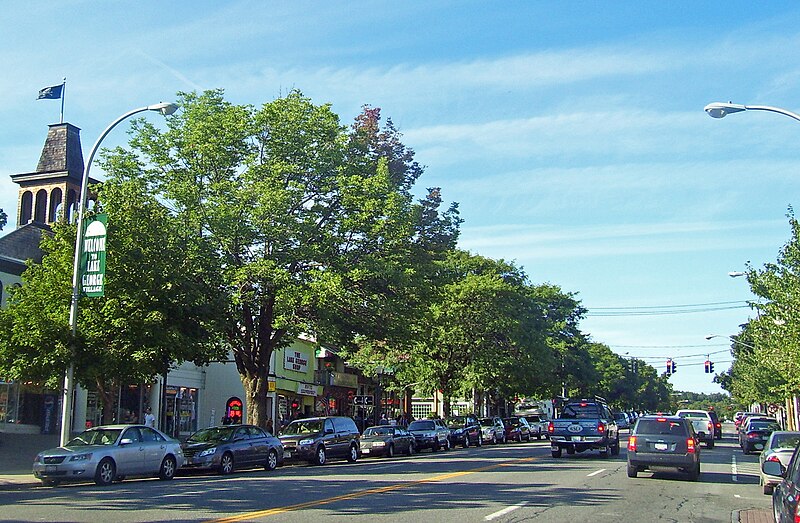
548, 422, 554, 434
580, 403, 588, 407
597, 422, 605, 433
628, 435, 637, 452
715, 423, 721, 428
687, 438, 696, 454
707, 422, 713, 432
767, 455, 781, 463
656, 418, 667, 422
748, 433, 759, 439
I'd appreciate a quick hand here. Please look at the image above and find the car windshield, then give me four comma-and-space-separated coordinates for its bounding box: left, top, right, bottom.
363, 427, 393, 436
67, 428, 122, 446
773, 434, 800, 449
635, 419, 687, 436
408, 421, 435, 431
561, 404, 599, 419
479, 418, 496, 426
750, 422, 781, 431
504, 419, 520, 427
445, 417, 466, 428
282, 420, 323, 435
187, 427, 236, 443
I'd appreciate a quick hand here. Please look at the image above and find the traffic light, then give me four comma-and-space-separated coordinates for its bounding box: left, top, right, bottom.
290, 400, 300, 410
704, 360, 711, 373
709, 361, 714, 373
666, 359, 672, 375
671, 361, 677, 374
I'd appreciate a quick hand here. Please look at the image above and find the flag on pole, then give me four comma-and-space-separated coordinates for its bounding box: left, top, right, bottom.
37, 83, 64, 100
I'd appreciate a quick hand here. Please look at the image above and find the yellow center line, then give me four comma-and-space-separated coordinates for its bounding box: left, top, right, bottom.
207, 456, 538, 523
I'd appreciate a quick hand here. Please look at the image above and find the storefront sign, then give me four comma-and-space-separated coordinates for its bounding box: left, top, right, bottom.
297, 383, 317, 396
284, 350, 309, 373
81, 214, 107, 297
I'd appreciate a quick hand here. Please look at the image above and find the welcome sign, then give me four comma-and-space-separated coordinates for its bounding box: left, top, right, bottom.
81, 214, 107, 297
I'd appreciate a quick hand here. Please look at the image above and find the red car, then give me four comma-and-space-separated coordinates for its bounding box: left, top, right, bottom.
503, 417, 532, 442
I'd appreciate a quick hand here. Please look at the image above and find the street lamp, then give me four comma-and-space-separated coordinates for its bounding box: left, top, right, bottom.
60, 102, 178, 446
728, 271, 746, 278
705, 334, 757, 351
704, 102, 800, 123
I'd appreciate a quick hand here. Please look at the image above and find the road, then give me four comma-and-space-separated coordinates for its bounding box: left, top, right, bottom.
1, 430, 770, 523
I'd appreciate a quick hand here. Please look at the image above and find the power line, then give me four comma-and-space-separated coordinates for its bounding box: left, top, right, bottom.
586, 300, 750, 317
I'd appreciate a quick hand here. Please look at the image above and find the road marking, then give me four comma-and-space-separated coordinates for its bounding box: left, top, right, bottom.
587, 468, 606, 477
732, 455, 738, 482
485, 501, 528, 521
206, 456, 538, 522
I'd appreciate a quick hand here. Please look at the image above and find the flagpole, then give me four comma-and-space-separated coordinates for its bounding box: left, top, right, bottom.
60, 78, 66, 124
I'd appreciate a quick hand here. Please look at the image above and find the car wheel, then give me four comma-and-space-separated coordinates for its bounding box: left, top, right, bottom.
94, 458, 116, 486
626, 463, 638, 478
612, 437, 621, 456
158, 456, 177, 480
688, 463, 700, 481
314, 446, 327, 465
444, 438, 450, 451
552, 447, 562, 458
764, 484, 774, 495
347, 444, 358, 463
536, 434, 542, 440
386, 444, 394, 458
600, 445, 610, 457
218, 452, 235, 475
265, 449, 278, 471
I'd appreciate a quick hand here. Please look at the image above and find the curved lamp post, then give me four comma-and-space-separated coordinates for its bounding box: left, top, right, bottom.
705, 334, 756, 351
704, 102, 800, 123
60, 102, 178, 446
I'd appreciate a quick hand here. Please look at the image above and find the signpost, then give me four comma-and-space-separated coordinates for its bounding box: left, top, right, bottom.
352, 395, 374, 406
81, 214, 107, 297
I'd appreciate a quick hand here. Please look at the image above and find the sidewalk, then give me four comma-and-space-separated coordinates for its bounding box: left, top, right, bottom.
736, 509, 773, 523
0, 431, 59, 489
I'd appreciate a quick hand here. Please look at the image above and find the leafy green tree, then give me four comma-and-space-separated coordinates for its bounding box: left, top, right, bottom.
0, 208, 6, 230
115, 89, 458, 426
0, 177, 227, 421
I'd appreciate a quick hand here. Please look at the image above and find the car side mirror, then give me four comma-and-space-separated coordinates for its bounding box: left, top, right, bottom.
119, 438, 134, 446
763, 460, 786, 478
325, 428, 335, 435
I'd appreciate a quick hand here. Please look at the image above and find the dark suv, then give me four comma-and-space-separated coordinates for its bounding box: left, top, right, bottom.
445, 414, 482, 448
279, 416, 360, 465
627, 415, 700, 481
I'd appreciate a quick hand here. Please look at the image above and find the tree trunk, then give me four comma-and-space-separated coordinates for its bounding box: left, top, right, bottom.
96, 378, 115, 425
242, 372, 269, 428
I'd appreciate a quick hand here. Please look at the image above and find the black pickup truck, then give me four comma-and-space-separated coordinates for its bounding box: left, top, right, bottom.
548, 399, 620, 458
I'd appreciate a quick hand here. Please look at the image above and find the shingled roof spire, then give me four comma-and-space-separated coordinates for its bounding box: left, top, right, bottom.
36, 123, 84, 180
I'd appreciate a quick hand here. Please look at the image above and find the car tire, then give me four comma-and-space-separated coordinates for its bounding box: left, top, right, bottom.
94, 458, 116, 486
386, 444, 394, 458
612, 437, 620, 456
600, 445, 609, 457
626, 463, 638, 478
218, 452, 235, 475
347, 444, 358, 463
432, 442, 439, 452
158, 456, 177, 480
265, 449, 278, 471
688, 463, 700, 481
552, 447, 562, 458
314, 446, 327, 465
444, 438, 451, 451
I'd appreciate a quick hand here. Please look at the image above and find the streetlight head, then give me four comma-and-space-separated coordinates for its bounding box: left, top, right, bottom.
705, 335, 717, 340
147, 102, 179, 116
704, 102, 747, 119
728, 271, 746, 278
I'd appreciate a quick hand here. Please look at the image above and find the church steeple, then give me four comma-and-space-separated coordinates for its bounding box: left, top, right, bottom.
10, 123, 96, 227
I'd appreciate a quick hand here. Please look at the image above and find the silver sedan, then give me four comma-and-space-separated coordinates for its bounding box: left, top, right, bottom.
32, 424, 184, 486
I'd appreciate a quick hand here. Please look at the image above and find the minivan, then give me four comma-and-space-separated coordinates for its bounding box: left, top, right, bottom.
279, 416, 360, 465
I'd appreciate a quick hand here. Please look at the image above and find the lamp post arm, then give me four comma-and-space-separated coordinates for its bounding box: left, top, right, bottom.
742, 105, 800, 123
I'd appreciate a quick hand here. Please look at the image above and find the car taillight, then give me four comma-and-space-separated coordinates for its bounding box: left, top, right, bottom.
767, 455, 781, 463
707, 422, 713, 432
687, 438, 696, 453
548, 422, 554, 433
597, 422, 605, 433
715, 423, 721, 428
628, 435, 637, 452
748, 433, 758, 439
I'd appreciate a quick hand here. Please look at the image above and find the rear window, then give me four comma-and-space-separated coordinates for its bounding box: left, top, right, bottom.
562, 404, 600, 419
773, 434, 800, 449
635, 419, 688, 436
408, 420, 435, 431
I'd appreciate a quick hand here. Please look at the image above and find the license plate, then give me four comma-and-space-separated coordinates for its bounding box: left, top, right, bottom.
45, 465, 57, 473
655, 443, 668, 451
283, 451, 291, 459
362, 449, 370, 454
572, 436, 582, 441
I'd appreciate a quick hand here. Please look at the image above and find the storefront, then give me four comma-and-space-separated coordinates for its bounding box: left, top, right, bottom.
275, 342, 320, 425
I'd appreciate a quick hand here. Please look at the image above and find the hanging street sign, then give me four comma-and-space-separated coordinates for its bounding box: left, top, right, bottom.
81, 214, 107, 297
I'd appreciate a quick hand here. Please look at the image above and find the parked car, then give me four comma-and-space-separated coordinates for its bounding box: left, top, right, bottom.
479, 417, 508, 444
762, 442, 800, 521
627, 415, 701, 481
407, 419, 451, 452
181, 424, 283, 474
675, 410, 715, 449
445, 415, 482, 448
759, 431, 800, 495
32, 424, 184, 487
614, 412, 630, 430
740, 417, 781, 454
523, 414, 547, 440
503, 417, 532, 442
359, 425, 416, 458
279, 416, 360, 465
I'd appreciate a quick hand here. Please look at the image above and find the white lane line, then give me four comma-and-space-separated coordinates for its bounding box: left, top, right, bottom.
732, 454, 738, 482
485, 501, 528, 521
587, 468, 606, 477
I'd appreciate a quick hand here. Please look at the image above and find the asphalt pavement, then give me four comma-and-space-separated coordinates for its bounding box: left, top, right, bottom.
0, 431, 58, 489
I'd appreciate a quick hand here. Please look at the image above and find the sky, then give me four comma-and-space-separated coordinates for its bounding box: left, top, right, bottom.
2, 1, 800, 395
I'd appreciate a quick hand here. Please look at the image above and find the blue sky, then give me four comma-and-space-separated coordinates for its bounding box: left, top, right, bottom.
3, 1, 800, 395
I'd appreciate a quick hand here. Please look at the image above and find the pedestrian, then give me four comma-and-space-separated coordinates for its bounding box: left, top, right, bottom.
144, 407, 156, 428
266, 418, 274, 434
